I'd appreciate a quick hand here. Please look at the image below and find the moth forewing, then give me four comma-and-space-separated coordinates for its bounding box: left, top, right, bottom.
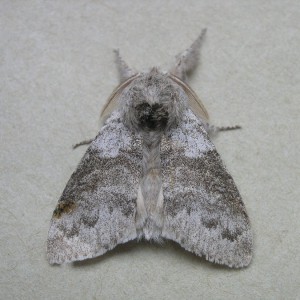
160, 109, 252, 268
47, 111, 142, 264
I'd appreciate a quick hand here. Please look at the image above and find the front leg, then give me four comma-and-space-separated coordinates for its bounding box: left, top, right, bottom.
204, 123, 241, 137
72, 138, 94, 149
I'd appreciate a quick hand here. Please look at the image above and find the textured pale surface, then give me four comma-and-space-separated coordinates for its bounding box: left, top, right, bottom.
1, 1, 299, 299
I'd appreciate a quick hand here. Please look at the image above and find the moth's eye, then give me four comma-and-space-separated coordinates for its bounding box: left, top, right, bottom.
135, 102, 169, 131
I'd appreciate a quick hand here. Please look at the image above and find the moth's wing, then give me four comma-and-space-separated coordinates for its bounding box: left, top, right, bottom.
47, 111, 142, 264
161, 109, 253, 268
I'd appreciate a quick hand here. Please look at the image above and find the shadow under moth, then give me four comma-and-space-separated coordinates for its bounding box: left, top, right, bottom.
47, 29, 253, 268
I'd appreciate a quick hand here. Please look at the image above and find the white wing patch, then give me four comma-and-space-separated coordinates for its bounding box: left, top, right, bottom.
92, 113, 134, 158
169, 109, 214, 158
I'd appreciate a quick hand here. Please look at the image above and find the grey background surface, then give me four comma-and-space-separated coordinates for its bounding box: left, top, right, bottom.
1, 1, 299, 299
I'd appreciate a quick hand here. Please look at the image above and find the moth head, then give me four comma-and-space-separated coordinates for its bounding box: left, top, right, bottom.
121, 68, 187, 132
101, 33, 209, 124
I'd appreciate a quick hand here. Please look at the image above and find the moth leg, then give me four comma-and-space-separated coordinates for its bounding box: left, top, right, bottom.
72, 138, 94, 149
218, 125, 242, 131
205, 123, 241, 137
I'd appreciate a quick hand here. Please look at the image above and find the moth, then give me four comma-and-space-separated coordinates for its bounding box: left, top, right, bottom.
47, 29, 253, 268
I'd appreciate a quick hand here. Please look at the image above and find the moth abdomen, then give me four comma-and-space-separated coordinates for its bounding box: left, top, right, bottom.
135, 102, 169, 131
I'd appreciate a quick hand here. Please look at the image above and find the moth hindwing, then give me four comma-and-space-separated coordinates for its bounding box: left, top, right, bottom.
47, 30, 253, 268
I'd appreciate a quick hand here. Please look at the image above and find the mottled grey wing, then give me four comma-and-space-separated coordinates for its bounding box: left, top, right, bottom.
47, 111, 142, 264
161, 109, 253, 268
